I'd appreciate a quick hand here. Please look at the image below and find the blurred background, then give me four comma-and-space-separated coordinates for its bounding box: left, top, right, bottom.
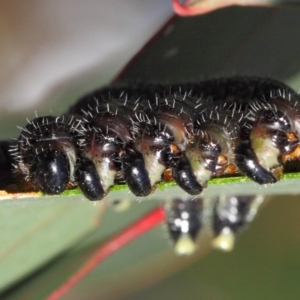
0, 0, 172, 139
1, 1, 300, 299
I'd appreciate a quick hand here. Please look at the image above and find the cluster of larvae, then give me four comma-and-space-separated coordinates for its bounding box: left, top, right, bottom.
10, 76, 300, 200
10, 76, 300, 253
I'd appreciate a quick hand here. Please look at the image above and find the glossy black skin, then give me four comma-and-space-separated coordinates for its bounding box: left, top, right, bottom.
30, 149, 70, 195
165, 198, 203, 242
235, 141, 277, 184
172, 156, 203, 195
75, 158, 105, 201
15, 116, 74, 195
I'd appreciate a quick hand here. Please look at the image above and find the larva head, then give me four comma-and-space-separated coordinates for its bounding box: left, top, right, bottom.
121, 147, 152, 197
14, 116, 76, 194
235, 140, 278, 184
29, 148, 70, 194
75, 157, 106, 201
76, 135, 120, 199
172, 155, 203, 195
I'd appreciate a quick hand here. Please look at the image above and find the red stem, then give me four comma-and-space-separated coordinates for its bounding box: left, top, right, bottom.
46, 206, 166, 300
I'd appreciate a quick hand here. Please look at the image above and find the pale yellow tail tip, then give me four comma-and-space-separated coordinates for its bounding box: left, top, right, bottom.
174, 233, 196, 256
212, 228, 235, 252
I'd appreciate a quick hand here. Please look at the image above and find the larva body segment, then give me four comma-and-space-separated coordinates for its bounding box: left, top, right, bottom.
73, 96, 151, 199
134, 94, 198, 194
235, 92, 300, 184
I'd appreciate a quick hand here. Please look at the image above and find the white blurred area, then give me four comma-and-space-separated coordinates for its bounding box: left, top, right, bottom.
0, 1, 172, 138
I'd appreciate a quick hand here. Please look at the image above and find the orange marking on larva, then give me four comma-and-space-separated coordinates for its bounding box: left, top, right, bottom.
170, 144, 180, 155
164, 168, 173, 182
223, 163, 237, 175
282, 145, 300, 163
286, 132, 298, 143
217, 154, 228, 166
